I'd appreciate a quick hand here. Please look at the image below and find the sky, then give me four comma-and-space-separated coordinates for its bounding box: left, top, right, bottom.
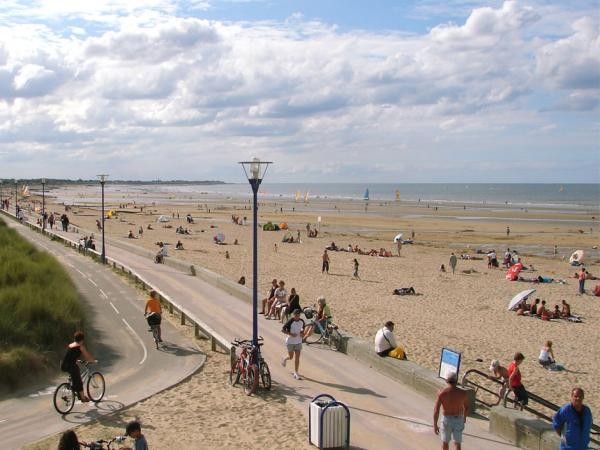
0, 0, 598, 183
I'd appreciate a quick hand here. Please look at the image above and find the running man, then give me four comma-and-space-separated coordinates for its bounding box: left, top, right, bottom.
433, 372, 469, 450
281, 309, 305, 380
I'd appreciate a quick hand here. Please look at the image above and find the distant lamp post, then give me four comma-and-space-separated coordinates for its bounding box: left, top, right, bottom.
239, 158, 272, 346
97, 174, 109, 264
14, 179, 18, 217
41, 178, 46, 229
0, 180, 3, 209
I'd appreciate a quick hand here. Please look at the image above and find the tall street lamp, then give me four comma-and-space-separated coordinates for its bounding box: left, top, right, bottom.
41, 178, 46, 229
97, 174, 109, 264
239, 158, 272, 346
0, 180, 3, 209
14, 179, 18, 217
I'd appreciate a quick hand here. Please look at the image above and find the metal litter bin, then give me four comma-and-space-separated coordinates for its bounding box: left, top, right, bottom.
308, 394, 350, 449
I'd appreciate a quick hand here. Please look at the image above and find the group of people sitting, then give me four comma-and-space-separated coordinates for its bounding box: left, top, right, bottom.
260, 279, 301, 324
515, 298, 572, 321
176, 226, 192, 235
325, 241, 394, 257
231, 214, 246, 225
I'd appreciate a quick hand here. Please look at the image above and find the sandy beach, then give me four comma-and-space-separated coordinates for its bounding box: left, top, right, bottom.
19, 184, 600, 447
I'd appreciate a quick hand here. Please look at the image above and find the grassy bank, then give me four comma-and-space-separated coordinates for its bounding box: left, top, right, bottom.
0, 218, 85, 391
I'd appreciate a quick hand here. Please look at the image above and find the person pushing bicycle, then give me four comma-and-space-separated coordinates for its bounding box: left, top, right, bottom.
60, 331, 96, 402
144, 290, 162, 342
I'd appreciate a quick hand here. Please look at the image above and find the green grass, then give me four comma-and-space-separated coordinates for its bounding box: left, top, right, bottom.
0, 218, 85, 390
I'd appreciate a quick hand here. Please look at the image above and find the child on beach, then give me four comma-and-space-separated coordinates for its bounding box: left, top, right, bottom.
121, 421, 148, 450
353, 258, 360, 279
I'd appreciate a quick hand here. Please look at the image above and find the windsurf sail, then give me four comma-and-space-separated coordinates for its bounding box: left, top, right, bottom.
395, 189, 400, 201
363, 188, 369, 201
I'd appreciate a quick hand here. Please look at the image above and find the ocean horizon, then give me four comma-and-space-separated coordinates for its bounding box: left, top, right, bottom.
47, 182, 600, 211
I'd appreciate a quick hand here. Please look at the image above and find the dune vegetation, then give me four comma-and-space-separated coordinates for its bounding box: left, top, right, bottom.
0, 218, 85, 391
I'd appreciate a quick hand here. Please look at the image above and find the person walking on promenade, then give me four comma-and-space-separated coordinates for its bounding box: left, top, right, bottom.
552, 387, 593, 450
281, 309, 305, 380
322, 249, 330, 274
449, 253, 457, 275
353, 258, 360, 279
433, 372, 469, 450
507, 352, 528, 408
577, 268, 586, 294
506, 226, 510, 237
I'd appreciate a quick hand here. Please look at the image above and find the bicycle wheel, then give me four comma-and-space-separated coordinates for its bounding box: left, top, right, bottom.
153, 327, 160, 349
243, 364, 258, 395
305, 326, 323, 344
87, 372, 106, 402
53, 382, 75, 414
229, 358, 241, 386
259, 360, 272, 390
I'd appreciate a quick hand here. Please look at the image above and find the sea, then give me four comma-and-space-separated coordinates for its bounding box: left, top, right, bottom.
48, 183, 600, 211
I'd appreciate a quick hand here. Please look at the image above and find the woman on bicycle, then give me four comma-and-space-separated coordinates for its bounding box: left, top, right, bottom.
144, 290, 162, 342
303, 296, 332, 340
60, 331, 96, 402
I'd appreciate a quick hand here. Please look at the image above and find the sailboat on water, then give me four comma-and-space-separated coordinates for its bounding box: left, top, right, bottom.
304, 191, 310, 203
363, 188, 369, 201
395, 189, 400, 201
295, 191, 301, 202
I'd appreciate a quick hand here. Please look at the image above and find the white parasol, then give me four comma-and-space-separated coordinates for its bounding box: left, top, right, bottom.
393, 233, 403, 243
569, 250, 584, 264
507, 289, 536, 311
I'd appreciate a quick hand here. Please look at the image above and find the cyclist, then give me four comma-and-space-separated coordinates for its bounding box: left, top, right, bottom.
303, 296, 332, 341
60, 331, 96, 402
144, 290, 162, 342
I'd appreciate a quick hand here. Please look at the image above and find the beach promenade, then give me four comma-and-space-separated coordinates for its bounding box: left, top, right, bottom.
45, 226, 516, 450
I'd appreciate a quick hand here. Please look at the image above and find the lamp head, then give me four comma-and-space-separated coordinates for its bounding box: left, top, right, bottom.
97, 174, 109, 183
239, 158, 272, 183
41, 178, 46, 184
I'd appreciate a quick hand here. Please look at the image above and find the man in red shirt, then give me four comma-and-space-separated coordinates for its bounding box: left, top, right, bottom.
507, 352, 528, 408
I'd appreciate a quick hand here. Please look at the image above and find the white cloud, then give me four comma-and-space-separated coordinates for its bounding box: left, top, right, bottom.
0, 1, 597, 181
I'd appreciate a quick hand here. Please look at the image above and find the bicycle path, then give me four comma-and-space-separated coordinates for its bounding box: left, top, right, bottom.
54, 230, 517, 450
0, 219, 205, 450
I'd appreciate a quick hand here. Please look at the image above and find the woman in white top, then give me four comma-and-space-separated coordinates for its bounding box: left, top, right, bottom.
281, 309, 305, 380
538, 340, 555, 368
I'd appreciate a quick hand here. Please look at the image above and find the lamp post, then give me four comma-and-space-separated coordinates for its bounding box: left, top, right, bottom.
14, 179, 18, 217
41, 178, 46, 229
97, 174, 108, 264
0, 180, 3, 209
239, 158, 272, 346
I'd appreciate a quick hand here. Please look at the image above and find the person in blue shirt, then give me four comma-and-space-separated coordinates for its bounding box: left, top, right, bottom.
552, 387, 592, 450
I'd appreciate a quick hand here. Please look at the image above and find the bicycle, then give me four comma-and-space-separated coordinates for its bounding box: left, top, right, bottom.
81, 436, 126, 450
53, 361, 106, 414
303, 307, 342, 351
145, 312, 162, 349
230, 337, 271, 395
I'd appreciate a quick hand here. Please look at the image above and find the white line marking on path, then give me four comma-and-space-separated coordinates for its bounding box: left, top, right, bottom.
88, 278, 98, 287
0, 419, 7, 424
76, 269, 86, 278
122, 318, 147, 365
99, 289, 108, 299
109, 302, 119, 314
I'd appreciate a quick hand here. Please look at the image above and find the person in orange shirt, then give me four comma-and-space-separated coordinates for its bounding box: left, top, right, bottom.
144, 290, 162, 342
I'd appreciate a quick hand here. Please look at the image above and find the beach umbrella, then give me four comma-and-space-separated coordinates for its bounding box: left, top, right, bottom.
157, 215, 170, 223
393, 233, 403, 243
569, 250, 584, 264
507, 289, 536, 311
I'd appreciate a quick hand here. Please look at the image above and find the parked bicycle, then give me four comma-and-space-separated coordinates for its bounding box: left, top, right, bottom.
303, 306, 342, 351
230, 337, 271, 395
81, 436, 126, 450
53, 361, 105, 414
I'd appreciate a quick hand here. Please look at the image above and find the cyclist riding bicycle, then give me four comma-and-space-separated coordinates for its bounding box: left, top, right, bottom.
60, 331, 96, 402
303, 296, 332, 340
144, 290, 162, 342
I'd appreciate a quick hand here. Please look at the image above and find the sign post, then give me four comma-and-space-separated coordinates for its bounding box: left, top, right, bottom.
438, 348, 461, 380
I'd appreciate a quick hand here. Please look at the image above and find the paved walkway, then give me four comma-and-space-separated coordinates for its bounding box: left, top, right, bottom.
63, 232, 517, 450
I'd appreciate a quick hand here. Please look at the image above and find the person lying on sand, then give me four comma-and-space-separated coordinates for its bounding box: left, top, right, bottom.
393, 287, 416, 295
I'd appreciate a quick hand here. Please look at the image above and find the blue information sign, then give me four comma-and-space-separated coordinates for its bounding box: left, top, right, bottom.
438, 347, 461, 380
